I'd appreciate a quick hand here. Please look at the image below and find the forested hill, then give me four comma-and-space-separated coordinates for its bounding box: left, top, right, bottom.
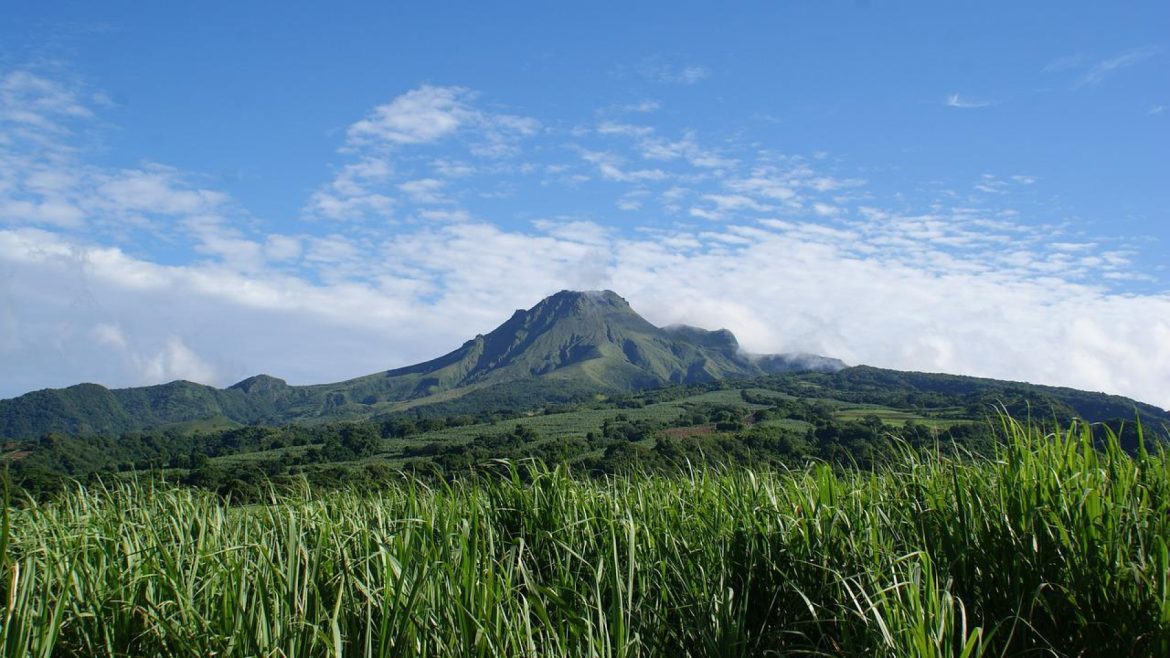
0, 290, 844, 439
794, 366, 1170, 425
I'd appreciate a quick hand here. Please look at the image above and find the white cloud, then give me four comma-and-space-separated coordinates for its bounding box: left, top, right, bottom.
597, 121, 654, 137
0, 71, 92, 141
616, 189, 649, 211
125, 335, 217, 385
690, 193, 771, 220
812, 202, 839, 217
4, 219, 1169, 407
945, 93, 993, 109
97, 165, 228, 216
264, 234, 302, 261
346, 85, 473, 146
1, 68, 1168, 412
305, 189, 394, 222
1075, 46, 1160, 88
89, 323, 213, 385
639, 60, 710, 85
726, 175, 797, 201
577, 148, 668, 182
417, 208, 471, 223
0, 197, 86, 228
343, 84, 536, 152
329, 158, 394, 196
610, 100, 660, 114
92, 322, 128, 349
398, 178, 448, 204
304, 85, 538, 222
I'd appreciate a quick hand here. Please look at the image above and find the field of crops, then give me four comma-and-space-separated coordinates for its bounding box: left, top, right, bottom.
4, 418, 1168, 657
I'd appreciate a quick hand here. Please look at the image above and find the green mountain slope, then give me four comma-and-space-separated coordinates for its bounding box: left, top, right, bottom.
817, 366, 1170, 424
0, 290, 843, 439
5, 289, 1165, 443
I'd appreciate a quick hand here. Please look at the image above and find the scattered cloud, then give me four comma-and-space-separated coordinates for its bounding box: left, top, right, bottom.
577, 148, 668, 182
304, 85, 539, 222
1149, 105, 1166, 116
2, 67, 1168, 410
690, 193, 771, 220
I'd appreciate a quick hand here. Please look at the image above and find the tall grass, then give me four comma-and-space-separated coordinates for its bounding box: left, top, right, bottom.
2, 418, 1168, 657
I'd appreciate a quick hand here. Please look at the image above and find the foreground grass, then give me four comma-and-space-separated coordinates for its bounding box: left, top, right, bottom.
3, 419, 1169, 657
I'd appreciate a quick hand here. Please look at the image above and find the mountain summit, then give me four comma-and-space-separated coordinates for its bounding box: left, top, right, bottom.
313, 290, 843, 408
390, 289, 794, 390
0, 290, 844, 438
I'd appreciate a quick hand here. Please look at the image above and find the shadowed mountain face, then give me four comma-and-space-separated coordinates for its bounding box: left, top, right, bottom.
0, 290, 844, 438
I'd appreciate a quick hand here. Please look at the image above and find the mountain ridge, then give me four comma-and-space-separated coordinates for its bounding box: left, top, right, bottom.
0, 290, 845, 439
4, 289, 1166, 442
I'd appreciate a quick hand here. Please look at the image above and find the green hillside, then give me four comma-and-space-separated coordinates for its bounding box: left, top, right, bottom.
0, 290, 843, 439
1, 290, 1166, 462
7, 362, 1168, 502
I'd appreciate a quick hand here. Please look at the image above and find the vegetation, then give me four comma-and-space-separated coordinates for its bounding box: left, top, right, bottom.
6, 369, 1167, 503
3, 418, 1169, 657
2, 292, 1165, 654
0, 290, 828, 439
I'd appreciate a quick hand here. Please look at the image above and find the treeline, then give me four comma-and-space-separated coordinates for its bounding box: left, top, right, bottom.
782, 366, 1170, 427
4, 373, 1163, 502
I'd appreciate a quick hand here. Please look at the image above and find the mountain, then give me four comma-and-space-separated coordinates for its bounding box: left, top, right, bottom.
0, 290, 844, 439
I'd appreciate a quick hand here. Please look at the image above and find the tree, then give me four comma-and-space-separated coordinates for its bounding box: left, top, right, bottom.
340, 424, 381, 458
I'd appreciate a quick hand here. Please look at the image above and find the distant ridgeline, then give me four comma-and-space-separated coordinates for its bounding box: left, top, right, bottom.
0, 290, 1166, 443
0, 291, 847, 438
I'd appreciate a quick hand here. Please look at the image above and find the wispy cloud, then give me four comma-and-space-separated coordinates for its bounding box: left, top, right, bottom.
576, 148, 668, 182
601, 100, 661, 115
1042, 54, 1088, 73
1073, 46, 1160, 88
398, 178, 449, 205
0, 71, 93, 141
634, 57, 710, 85
945, 93, 993, 109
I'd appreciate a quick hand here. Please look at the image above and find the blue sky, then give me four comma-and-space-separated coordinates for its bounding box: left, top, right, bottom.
2, 1, 1168, 406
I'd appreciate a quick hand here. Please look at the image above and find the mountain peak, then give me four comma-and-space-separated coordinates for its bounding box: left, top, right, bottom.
0, 290, 850, 438
545, 289, 628, 308
229, 374, 288, 394
517, 289, 642, 325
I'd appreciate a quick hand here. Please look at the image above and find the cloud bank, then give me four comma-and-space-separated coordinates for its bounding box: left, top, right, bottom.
1, 70, 1168, 409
